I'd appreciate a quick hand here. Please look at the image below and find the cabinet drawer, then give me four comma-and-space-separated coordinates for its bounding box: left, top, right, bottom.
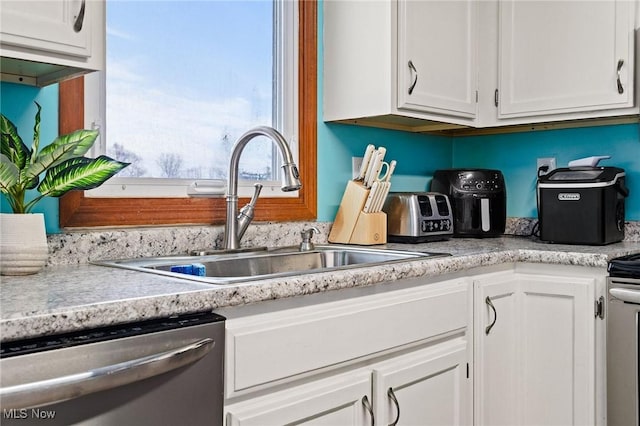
226, 279, 469, 396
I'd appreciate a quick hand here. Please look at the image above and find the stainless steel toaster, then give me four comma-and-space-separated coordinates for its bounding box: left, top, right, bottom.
382, 192, 453, 242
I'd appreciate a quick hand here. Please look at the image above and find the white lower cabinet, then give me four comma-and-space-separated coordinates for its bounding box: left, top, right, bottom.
473, 264, 606, 426
223, 278, 472, 426
473, 275, 519, 425
373, 338, 471, 426
225, 371, 373, 426
225, 338, 471, 426
222, 263, 607, 426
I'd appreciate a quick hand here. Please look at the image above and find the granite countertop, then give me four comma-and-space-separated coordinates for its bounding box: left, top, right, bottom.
2, 235, 640, 342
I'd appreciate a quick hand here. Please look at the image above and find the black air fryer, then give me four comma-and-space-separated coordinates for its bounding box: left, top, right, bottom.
537, 167, 628, 245
431, 169, 507, 237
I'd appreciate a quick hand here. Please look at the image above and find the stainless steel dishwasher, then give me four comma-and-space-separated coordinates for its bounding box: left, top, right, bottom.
607, 253, 640, 426
0, 311, 225, 426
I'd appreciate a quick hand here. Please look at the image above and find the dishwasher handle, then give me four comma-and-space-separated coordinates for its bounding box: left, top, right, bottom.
0, 338, 215, 409
610, 288, 640, 305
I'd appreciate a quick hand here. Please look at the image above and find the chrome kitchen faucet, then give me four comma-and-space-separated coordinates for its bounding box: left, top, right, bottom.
223, 126, 302, 250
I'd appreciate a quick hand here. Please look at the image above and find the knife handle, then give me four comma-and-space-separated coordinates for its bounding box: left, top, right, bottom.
357, 144, 376, 180
363, 181, 379, 213
365, 150, 385, 188
385, 160, 397, 182
363, 149, 379, 187
364, 158, 377, 188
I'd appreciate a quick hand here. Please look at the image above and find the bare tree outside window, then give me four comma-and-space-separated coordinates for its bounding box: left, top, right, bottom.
110, 143, 147, 177
156, 153, 184, 178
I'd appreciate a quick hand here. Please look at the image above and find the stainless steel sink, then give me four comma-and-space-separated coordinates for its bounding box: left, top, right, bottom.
95, 245, 449, 285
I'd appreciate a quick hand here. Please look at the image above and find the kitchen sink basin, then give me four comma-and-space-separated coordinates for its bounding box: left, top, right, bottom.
95, 245, 449, 285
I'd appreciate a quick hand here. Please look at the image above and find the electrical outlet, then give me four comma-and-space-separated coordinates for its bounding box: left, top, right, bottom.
352, 157, 363, 179
537, 157, 557, 176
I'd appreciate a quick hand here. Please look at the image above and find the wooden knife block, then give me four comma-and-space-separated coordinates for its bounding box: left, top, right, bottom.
328, 180, 387, 245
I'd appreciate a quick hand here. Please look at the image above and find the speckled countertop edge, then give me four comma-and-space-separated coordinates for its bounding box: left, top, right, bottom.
3, 235, 640, 342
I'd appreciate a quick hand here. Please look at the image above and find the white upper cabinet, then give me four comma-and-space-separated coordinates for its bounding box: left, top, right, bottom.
0, 0, 105, 86
324, 0, 638, 131
2, 0, 92, 58
397, 0, 478, 118
497, 0, 636, 118
323, 0, 479, 130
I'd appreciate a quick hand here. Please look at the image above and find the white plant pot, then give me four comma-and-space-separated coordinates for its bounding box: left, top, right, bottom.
0, 213, 48, 276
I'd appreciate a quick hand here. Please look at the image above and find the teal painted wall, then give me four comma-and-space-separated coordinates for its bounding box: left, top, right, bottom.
452, 123, 640, 220
0, 82, 61, 232
317, 123, 453, 221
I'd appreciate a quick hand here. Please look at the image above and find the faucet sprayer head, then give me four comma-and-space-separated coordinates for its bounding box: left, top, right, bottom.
281, 163, 302, 192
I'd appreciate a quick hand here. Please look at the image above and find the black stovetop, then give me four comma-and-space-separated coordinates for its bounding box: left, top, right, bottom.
608, 253, 640, 279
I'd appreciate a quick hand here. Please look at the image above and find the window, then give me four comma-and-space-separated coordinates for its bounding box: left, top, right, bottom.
86, 0, 297, 198
59, 0, 316, 228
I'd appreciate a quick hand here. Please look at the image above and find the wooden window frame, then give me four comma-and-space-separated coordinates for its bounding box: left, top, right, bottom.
59, 0, 317, 228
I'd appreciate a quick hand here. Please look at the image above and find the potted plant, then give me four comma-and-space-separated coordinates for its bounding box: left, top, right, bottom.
0, 102, 128, 275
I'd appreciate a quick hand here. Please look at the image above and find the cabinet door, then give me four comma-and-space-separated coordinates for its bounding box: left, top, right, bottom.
373, 338, 471, 426
225, 372, 373, 426
518, 275, 595, 426
474, 273, 519, 426
498, 0, 635, 117
474, 269, 597, 426
397, 0, 478, 118
1, 0, 92, 58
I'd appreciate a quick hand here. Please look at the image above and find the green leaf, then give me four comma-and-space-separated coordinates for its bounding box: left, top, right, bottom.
37, 155, 129, 198
46, 129, 99, 158
23, 129, 99, 182
29, 102, 42, 164
1, 114, 31, 170
0, 153, 20, 194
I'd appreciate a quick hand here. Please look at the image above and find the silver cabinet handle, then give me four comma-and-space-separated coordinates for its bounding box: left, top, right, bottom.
0, 338, 215, 409
387, 387, 400, 426
408, 60, 418, 95
617, 59, 624, 94
73, 0, 86, 32
362, 395, 375, 426
485, 296, 497, 335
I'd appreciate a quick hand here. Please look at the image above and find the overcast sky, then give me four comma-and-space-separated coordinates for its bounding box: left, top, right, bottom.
105, 0, 275, 178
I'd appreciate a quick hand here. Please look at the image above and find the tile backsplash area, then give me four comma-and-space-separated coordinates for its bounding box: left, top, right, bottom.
47, 222, 332, 266
46, 219, 640, 266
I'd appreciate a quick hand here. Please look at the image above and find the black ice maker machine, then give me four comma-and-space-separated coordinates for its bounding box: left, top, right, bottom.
537, 166, 628, 245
